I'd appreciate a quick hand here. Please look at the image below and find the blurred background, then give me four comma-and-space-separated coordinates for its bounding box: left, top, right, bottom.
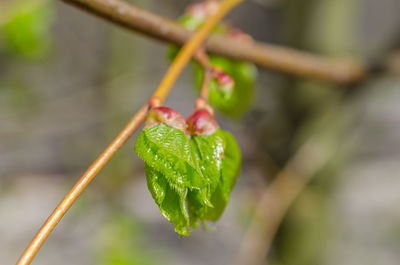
1, 0, 400, 264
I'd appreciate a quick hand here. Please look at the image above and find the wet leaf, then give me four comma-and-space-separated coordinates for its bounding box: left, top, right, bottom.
135, 124, 241, 235
189, 129, 241, 221
135, 123, 209, 235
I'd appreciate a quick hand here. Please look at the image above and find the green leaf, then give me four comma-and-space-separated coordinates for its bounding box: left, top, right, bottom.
187, 129, 241, 223
144, 165, 191, 235
187, 131, 225, 222
200, 129, 241, 221
135, 124, 209, 235
135, 124, 241, 235
195, 56, 258, 117
219, 130, 242, 198
135, 123, 207, 194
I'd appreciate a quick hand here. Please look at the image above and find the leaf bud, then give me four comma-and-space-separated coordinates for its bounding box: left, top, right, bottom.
144, 106, 186, 132
187, 107, 219, 136
211, 66, 234, 98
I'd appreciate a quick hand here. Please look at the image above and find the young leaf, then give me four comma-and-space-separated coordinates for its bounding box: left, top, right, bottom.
219, 130, 242, 200
194, 129, 241, 221
144, 165, 191, 235
194, 56, 258, 117
135, 123, 209, 235
135, 123, 209, 199
187, 131, 224, 222
135, 111, 241, 235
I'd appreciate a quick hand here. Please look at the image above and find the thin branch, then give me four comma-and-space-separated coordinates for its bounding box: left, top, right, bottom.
195, 49, 211, 69
233, 133, 338, 265
15, 1, 243, 264
194, 49, 213, 100
387, 50, 400, 74
61, 0, 366, 84
200, 68, 212, 100
16, 104, 149, 265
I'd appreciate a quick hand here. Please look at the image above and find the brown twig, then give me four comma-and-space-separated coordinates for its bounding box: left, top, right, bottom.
194, 49, 213, 100
387, 50, 400, 75
200, 68, 213, 100
195, 49, 211, 69
61, 0, 366, 84
16, 104, 149, 265
233, 133, 338, 265
15, 0, 243, 264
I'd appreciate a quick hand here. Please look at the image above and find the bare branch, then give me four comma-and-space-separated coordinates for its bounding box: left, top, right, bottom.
62, 0, 366, 84
233, 135, 335, 265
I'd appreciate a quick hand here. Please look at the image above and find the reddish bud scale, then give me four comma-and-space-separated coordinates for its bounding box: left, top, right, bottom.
145, 106, 186, 132
187, 108, 219, 136
149, 97, 161, 108
211, 66, 234, 94
195, 98, 214, 115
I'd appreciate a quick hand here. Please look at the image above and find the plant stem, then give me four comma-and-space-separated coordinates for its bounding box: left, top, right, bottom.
15, 0, 243, 264
233, 135, 333, 265
62, 0, 365, 84
195, 49, 211, 69
233, 105, 349, 265
16, 104, 149, 265
200, 68, 212, 100
195, 49, 213, 100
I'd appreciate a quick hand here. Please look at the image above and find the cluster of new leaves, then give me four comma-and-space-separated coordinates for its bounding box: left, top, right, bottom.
135, 106, 241, 235
169, 0, 258, 117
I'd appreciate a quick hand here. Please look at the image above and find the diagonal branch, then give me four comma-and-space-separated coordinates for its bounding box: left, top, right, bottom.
62, 0, 366, 84
15, 0, 243, 264
233, 106, 350, 265
233, 136, 333, 265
